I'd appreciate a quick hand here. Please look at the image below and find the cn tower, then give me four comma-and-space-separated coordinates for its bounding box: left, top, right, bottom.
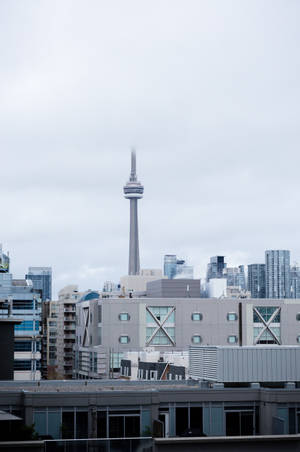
123, 150, 144, 275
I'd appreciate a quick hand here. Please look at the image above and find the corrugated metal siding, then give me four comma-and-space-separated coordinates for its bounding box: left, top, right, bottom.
190, 346, 300, 382
189, 346, 217, 381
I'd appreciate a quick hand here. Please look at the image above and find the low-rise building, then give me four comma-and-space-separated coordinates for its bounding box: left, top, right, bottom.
74, 296, 300, 379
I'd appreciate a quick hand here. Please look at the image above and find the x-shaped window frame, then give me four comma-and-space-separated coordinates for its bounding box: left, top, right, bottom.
253, 306, 281, 345
146, 306, 176, 346
82, 306, 90, 346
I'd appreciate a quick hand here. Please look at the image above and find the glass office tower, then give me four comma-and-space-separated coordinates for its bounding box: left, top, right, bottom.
26, 267, 52, 301
265, 250, 290, 299
248, 264, 266, 298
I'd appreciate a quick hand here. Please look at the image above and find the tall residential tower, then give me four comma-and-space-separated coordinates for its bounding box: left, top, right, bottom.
265, 250, 290, 298
123, 151, 144, 275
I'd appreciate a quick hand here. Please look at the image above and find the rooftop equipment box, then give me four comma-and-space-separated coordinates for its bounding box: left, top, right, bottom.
189, 345, 300, 383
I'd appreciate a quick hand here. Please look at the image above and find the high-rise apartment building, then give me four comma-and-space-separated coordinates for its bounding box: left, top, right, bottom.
56, 285, 80, 379
265, 250, 290, 299
248, 264, 266, 298
224, 265, 246, 289
26, 267, 52, 301
290, 266, 300, 299
206, 256, 227, 281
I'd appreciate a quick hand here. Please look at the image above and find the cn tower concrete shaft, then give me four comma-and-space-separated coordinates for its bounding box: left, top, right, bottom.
129, 198, 140, 275
123, 151, 144, 275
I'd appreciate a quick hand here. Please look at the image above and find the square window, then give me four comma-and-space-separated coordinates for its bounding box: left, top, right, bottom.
227, 313, 237, 321
192, 335, 202, 344
192, 313, 203, 321
119, 313, 130, 321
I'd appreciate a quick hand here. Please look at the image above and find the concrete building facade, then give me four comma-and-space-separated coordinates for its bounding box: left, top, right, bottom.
56, 285, 80, 379
123, 150, 144, 276
74, 296, 300, 379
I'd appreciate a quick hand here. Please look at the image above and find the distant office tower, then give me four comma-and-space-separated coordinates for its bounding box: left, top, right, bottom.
290, 266, 300, 299
164, 255, 177, 279
0, 244, 9, 273
224, 265, 246, 289
248, 264, 266, 298
26, 267, 52, 301
265, 250, 290, 298
164, 255, 194, 279
123, 151, 144, 275
206, 256, 226, 281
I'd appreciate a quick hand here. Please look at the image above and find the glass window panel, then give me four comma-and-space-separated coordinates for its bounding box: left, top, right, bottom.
34, 411, 46, 437
141, 410, 151, 437
62, 411, 74, 439
109, 416, 124, 438
227, 313, 237, 321
76, 411, 88, 439
48, 411, 61, 439
97, 411, 107, 438
192, 313, 202, 321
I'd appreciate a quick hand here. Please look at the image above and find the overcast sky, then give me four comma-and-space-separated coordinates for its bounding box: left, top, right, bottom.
1, 0, 300, 297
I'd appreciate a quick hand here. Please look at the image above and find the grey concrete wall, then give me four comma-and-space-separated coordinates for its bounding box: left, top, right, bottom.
147, 279, 201, 298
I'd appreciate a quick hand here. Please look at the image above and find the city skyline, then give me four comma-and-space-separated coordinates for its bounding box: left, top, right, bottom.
1, 1, 300, 296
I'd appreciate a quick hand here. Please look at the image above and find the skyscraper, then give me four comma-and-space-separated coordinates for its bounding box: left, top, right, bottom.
123, 151, 144, 275
206, 256, 226, 281
164, 255, 194, 279
0, 244, 9, 273
290, 266, 300, 299
26, 267, 52, 301
224, 265, 246, 289
265, 250, 290, 298
248, 264, 266, 298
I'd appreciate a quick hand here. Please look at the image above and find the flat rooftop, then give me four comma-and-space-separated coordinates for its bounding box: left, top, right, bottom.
0, 380, 299, 394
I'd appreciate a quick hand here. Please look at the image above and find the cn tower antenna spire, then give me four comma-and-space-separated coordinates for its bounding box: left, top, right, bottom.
123, 150, 144, 275
130, 149, 137, 181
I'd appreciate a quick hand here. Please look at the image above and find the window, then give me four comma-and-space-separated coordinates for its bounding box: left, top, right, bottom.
297, 336, 300, 343
119, 336, 130, 344
119, 313, 130, 321
227, 313, 238, 321
296, 314, 300, 321
191, 313, 203, 321
253, 306, 280, 323
228, 335, 238, 344
192, 335, 202, 344
253, 306, 281, 345
150, 370, 157, 380
146, 306, 175, 346
14, 360, 32, 370
14, 341, 32, 351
